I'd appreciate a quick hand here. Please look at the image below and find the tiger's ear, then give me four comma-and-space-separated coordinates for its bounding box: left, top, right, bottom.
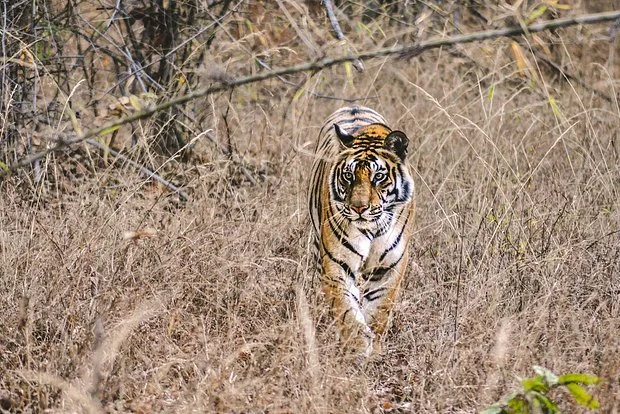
385, 130, 409, 160
334, 124, 355, 148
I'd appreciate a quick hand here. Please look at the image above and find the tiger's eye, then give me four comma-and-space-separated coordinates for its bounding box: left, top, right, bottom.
343, 171, 354, 181
374, 172, 386, 182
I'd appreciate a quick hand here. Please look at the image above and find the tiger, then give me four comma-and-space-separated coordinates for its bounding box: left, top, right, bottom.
308, 104, 416, 357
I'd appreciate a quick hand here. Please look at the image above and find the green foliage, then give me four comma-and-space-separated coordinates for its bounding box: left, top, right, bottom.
482, 366, 600, 414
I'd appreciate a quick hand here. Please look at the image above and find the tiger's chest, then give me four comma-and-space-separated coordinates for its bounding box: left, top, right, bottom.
344, 219, 403, 273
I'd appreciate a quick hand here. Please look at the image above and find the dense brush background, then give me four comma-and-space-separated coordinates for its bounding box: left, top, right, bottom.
1, 0, 619, 412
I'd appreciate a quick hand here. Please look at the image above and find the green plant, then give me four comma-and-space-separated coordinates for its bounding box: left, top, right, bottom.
483, 366, 600, 414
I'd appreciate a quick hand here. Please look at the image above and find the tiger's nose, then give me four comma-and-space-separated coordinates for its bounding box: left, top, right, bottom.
351, 204, 369, 214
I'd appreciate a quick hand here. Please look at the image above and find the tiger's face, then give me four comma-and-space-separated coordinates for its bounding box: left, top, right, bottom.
329, 124, 414, 229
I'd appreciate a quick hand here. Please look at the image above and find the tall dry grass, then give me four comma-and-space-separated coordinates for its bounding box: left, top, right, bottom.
1, 1, 619, 412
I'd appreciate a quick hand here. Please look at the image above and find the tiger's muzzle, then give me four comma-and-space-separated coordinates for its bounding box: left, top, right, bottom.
344, 168, 382, 222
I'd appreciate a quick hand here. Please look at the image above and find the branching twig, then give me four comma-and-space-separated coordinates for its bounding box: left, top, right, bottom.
2, 10, 619, 179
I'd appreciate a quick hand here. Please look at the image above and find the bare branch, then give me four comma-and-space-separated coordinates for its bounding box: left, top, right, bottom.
322, 0, 364, 71
2, 9, 619, 179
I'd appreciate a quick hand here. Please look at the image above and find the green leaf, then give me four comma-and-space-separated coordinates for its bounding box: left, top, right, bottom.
507, 395, 527, 412
522, 375, 549, 392
487, 85, 495, 100
293, 87, 305, 102
547, 96, 563, 120
533, 366, 559, 386
558, 373, 600, 385
0, 160, 9, 172
526, 5, 548, 24
566, 383, 599, 409
343, 61, 353, 86
531, 391, 559, 413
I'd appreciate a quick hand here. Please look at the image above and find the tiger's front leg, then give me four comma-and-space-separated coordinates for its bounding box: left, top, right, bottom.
321, 258, 374, 357
361, 250, 409, 339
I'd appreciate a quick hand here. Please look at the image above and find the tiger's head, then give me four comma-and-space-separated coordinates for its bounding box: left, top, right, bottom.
329, 123, 414, 229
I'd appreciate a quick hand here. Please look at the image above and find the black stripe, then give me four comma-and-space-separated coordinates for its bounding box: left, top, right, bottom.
326, 203, 363, 258
315, 166, 325, 223
350, 148, 372, 158
379, 209, 411, 262
363, 287, 388, 302
309, 197, 317, 232
386, 178, 400, 199
399, 180, 411, 202
389, 164, 397, 184
348, 116, 377, 125
348, 106, 361, 115
342, 308, 351, 323
345, 290, 361, 305
352, 143, 382, 150
329, 172, 342, 202
322, 240, 356, 280
378, 192, 387, 205
396, 164, 412, 202
360, 228, 374, 240
374, 224, 389, 238
361, 252, 405, 282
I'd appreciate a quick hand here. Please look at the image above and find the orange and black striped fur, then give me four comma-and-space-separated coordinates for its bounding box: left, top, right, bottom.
308, 105, 416, 356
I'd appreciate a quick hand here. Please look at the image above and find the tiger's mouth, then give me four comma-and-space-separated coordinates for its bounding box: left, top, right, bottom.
343, 206, 383, 223
351, 214, 385, 232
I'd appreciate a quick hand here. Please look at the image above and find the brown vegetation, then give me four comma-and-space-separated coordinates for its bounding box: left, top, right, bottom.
1, 1, 618, 412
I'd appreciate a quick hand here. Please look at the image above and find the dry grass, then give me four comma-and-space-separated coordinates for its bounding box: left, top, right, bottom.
1, 1, 619, 412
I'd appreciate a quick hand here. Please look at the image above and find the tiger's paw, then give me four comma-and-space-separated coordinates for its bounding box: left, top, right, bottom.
341, 323, 374, 359
354, 326, 375, 361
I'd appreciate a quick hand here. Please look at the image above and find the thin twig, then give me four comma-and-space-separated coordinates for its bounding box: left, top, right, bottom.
2, 10, 619, 178
453, 212, 465, 344
85, 138, 189, 201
